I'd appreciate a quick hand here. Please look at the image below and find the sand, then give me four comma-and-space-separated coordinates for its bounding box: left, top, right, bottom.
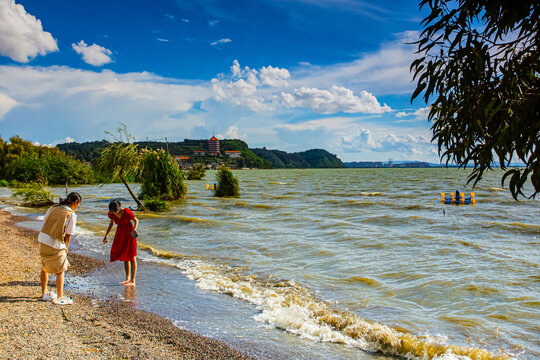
0, 210, 253, 359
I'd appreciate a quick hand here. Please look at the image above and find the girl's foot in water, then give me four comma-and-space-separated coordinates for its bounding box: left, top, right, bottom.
124, 281, 136, 287
119, 279, 130, 285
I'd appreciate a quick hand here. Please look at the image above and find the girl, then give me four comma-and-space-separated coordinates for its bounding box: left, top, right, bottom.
103, 200, 139, 286
39, 192, 82, 305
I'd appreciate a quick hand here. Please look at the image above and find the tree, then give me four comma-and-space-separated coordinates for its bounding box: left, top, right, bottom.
214, 167, 240, 197
139, 148, 187, 201
411, 0, 539, 199
94, 124, 145, 210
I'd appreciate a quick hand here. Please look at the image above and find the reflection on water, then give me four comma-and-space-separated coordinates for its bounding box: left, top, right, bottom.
1, 168, 538, 359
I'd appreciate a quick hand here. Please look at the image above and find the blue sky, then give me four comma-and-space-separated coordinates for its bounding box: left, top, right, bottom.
0, 0, 437, 162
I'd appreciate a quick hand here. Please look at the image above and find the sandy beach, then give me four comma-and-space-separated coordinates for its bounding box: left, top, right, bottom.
0, 210, 253, 359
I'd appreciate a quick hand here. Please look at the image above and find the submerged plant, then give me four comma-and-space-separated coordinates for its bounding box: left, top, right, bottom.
214, 166, 239, 197
186, 162, 206, 180
143, 198, 170, 212
13, 182, 54, 207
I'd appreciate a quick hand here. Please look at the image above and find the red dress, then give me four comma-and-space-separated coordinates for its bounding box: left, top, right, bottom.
108, 208, 137, 262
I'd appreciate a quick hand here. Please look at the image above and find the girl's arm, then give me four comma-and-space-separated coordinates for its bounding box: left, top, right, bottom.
103, 219, 114, 243
133, 217, 139, 231
64, 234, 72, 250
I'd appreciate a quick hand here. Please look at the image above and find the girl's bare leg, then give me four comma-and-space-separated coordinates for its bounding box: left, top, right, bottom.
56, 272, 64, 298
125, 258, 137, 286
40, 269, 49, 296
120, 261, 131, 284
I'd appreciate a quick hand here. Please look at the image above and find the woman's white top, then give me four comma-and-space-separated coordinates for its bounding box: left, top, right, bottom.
38, 205, 77, 250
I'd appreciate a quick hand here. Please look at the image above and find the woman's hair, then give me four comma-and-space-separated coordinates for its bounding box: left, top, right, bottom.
59, 192, 82, 206
109, 199, 121, 212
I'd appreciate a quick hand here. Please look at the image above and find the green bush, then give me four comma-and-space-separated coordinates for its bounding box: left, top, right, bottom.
140, 149, 187, 201
214, 167, 240, 197
0, 179, 9, 187
143, 198, 170, 212
12, 182, 55, 207
186, 163, 206, 180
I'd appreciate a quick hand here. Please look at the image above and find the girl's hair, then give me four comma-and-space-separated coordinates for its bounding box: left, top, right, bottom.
59, 192, 82, 206
109, 199, 121, 212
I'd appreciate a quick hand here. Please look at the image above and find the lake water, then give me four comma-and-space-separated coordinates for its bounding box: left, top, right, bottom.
1, 168, 538, 359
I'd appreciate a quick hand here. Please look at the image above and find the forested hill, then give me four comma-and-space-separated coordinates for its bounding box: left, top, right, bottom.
251, 148, 345, 168
57, 140, 345, 169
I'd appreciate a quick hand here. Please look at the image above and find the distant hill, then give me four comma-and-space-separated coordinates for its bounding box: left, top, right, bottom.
57, 140, 344, 169
252, 148, 345, 168
344, 161, 431, 168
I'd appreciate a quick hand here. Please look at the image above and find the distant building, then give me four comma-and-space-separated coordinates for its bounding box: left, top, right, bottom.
225, 150, 241, 158
208, 136, 220, 155
193, 150, 205, 156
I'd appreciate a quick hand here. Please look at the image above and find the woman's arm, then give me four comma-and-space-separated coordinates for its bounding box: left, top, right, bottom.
103, 219, 114, 243
132, 217, 139, 231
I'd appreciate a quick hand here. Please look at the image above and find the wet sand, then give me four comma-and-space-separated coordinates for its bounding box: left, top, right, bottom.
0, 210, 253, 359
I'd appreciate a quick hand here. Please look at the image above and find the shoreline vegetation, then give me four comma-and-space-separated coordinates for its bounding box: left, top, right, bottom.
0, 209, 253, 359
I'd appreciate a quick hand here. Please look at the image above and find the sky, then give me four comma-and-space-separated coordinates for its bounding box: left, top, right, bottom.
0, 0, 437, 162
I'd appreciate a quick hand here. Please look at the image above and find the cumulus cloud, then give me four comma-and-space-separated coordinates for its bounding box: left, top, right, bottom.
72, 40, 113, 66
339, 128, 433, 155
210, 38, 231, 46
394, 106, 430, 121
0, 92, 18, 119
281, 86, 390, 114
0, 0, 58, 62
211, 60, 389, 114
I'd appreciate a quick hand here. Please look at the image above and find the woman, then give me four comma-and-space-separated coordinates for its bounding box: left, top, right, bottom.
39, 192, 82, 305
103, 200, 139, 287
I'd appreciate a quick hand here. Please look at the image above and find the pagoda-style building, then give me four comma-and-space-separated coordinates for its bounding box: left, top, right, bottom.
208, 136, 220, 155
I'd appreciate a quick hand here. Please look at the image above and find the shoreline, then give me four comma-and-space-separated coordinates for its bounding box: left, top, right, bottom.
0, 210, 254, 359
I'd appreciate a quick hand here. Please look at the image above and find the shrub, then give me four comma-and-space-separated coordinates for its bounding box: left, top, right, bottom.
12, 182, 55, 207
214, 167, 239, 197
140, 149, 187, 201
186, 162, 206, 180
0, 179, 9, 187
143, 198, 170, 212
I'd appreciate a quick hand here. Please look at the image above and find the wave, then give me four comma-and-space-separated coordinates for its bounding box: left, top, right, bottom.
234, 202, 275, 210
138, 213, 219, 224
137, 242, 508, 360
480, 221, 540, 235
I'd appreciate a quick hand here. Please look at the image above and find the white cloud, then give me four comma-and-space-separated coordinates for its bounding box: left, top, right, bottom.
157, 38, 169, 42
212, 60, 390, 114
181, 18, 190, 23
0, 65, 211, 140
281, 86, 390, 114
210, 38, 231, 46
165, 14, 175, 20
394, 106, 430, 121
72, 40, 113, 66
276, 117, 356, 132
0, 0, 58, 63
289, 31, 419, 96
259, 65, 290, 87
208, 20, 220, 26
0, 92, 17, 120
338, 128, 433, 155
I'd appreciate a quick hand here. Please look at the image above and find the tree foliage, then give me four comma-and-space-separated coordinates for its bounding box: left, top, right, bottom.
94, 124, 145, 209
139, 148, 187, 201
411, 0, 539, 199
185, 162, 206, 180
214, 167, 240, 197
0, 136, 94, 185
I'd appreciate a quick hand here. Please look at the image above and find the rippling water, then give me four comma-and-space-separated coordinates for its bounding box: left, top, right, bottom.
1, 168, 538, 359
